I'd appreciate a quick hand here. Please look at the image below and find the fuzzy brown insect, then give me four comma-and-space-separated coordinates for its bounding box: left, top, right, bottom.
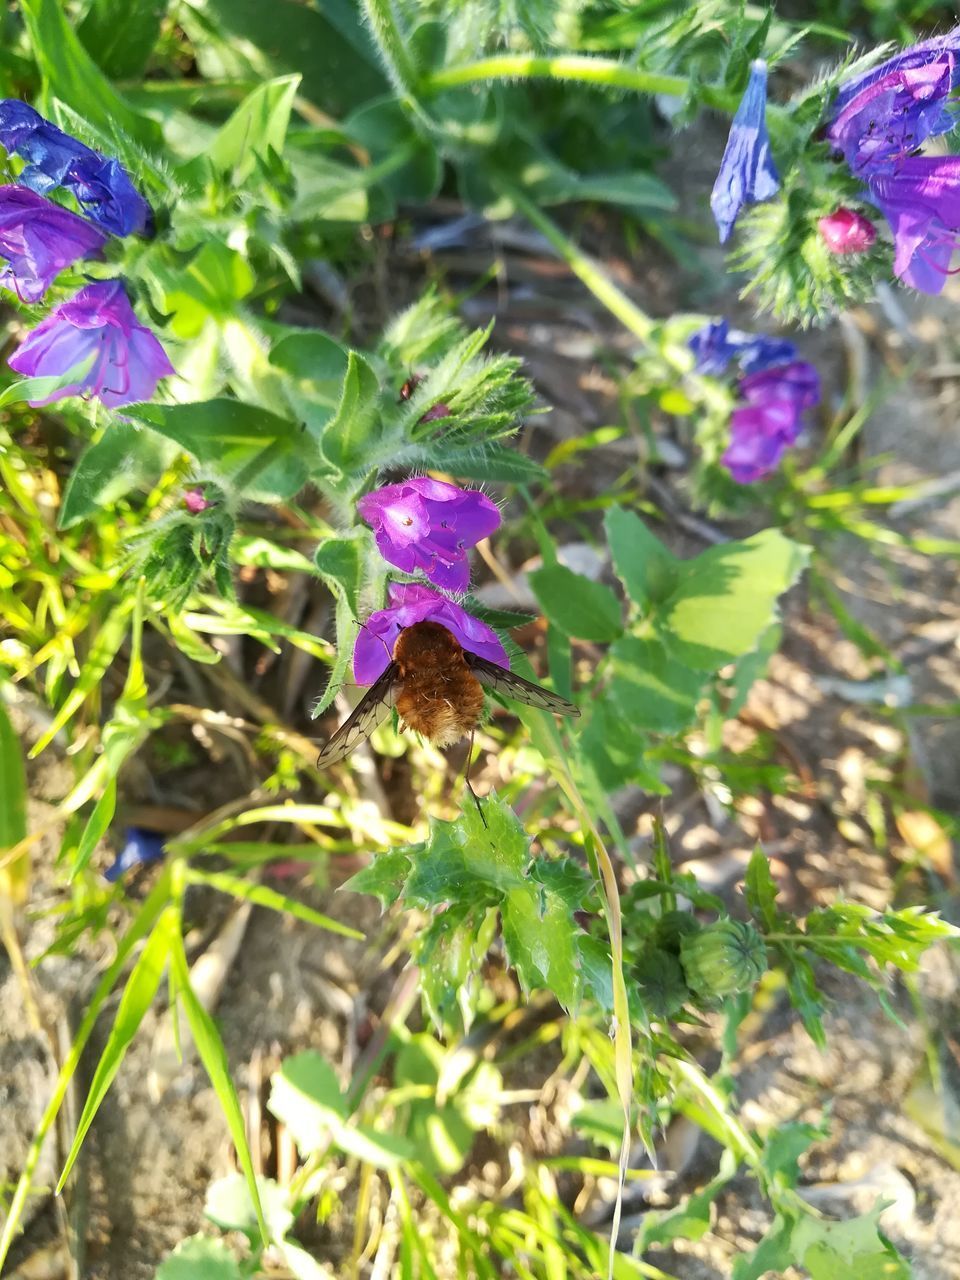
316, 620, 578, 770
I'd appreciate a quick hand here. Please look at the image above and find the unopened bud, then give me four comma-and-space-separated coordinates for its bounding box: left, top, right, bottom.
817, 207, 877, 255
681, 920, 767, 998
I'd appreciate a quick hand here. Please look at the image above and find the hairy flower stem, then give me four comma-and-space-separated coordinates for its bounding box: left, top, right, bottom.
496, 175, 691, 370
422, 53, 737, 112
361, 0, 421, 97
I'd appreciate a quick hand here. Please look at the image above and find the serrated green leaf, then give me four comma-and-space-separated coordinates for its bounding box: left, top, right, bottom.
59, 907, 175, 1189
604, 506, 678, 611
794, 1206, 909, 1279
731, 1214, 795, 1280
745, 846, 780, 930
529, 564, 622, 642
341, 849, 413, 909
502, 880, 582, 1010
320, 350, 381, 473
403, 798, 528, 907
156, 1234, 243, 1280
660, 530, 809, 671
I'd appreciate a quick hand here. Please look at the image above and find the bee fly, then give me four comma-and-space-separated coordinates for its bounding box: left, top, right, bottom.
315, 620, 579, 776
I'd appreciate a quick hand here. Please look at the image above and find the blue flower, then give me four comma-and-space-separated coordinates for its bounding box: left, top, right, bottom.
0, 100, 152, 237
689, 319, 796, 377
104, 827, 166, 882
710, 61, 780, 243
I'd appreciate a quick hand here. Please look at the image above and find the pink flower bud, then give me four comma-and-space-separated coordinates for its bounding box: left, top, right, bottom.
183, 487, 213, 514
817, 207, 877, 255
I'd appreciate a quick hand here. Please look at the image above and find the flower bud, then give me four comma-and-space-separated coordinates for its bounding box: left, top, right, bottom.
680, 920, 767, 999
817, 207, 877, 255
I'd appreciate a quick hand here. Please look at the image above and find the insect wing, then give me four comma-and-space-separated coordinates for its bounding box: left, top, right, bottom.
316, 665, 398, 768
467, 655, 579, 717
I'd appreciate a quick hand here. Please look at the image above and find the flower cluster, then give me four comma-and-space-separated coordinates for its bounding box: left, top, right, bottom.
826, 28, 960, 294
0, 101, 171, 408
354, 475, 504, 682
690, 320, 821, 484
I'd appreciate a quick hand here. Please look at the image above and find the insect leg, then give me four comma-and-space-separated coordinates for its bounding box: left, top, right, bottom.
462, 729, 487, 829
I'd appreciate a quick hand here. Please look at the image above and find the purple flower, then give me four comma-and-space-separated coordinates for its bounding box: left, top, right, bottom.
818, 207, 878, 254
8, 279, 174, 408
829, 28, 960, 170
357, 476, 501, 593
0, 100, 152, 237
722, 359, 821, 483
867, 156, 960, 293
689, 319, 797, 377
0, 184, 107, 302
354, 582, 508, 685
710, 60, 780, 243
104, 827, 166, 882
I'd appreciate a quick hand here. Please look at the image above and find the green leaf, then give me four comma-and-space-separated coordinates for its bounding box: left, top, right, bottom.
72, 779, 117, 878
404, 797, 529, 908
0, 699, 27, 850
416, 443, 547, 484
59, 907, 175, 1188
660, 530, 809, 671
794, 1206, 909, 1280
310, 591, 355, 717
22, 0, 159, 146
604, 506, 678, 611
204, 1173, 294, 1242
185, 867, 363, 939
269, 331, 349, 437
184, 0, 387, 116
160, 242, 255, 337
268, 1051, 415, 1169
731, 1214, 796, 1280
129, 400, 307, 503
320, 351, 382, 473
170, 929, 268, 1245
502, 878, 582, 1010
0, 356, 98, 410
59, 424, 174, 528
207, 75, 300, 180
347, 97, 441, 205
604, 635, 705, 733
529, 564, 623, 642
76, 0, 168, 79
313, 531, 368, 617
761, 1121, 823, 1187
156, 1235, 243, 1280
341, 849, 412, 909
745, 846, 780, 930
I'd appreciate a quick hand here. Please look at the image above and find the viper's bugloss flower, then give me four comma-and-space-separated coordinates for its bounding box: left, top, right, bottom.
828, 61, 956, 177
0, 184, 107, 302
8, 279, 174, 408
0, 100, 152, 237
868, 156, 960, 293
354, 582, 508, 685
818, 206, 878, 254
724, 359, 821, 484
357, 476, 500, 594
104, 827, 165, 882
690, 319, 796, 377
183, 487, 213, 514
710, 61, 780, 243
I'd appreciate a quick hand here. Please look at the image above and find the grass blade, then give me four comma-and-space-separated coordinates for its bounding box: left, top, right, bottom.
58, 907, 177, 1189
185, 867, 363, 939
169, 928, 268, 1245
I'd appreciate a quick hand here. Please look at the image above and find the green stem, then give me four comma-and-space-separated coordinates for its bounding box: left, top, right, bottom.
495, 175, 691, 371
361, 0, 421, 96
496, 174, 655, 344
422, 54, 736, 112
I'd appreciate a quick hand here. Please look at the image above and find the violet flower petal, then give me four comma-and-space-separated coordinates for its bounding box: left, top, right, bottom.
710, 61, 780, 243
